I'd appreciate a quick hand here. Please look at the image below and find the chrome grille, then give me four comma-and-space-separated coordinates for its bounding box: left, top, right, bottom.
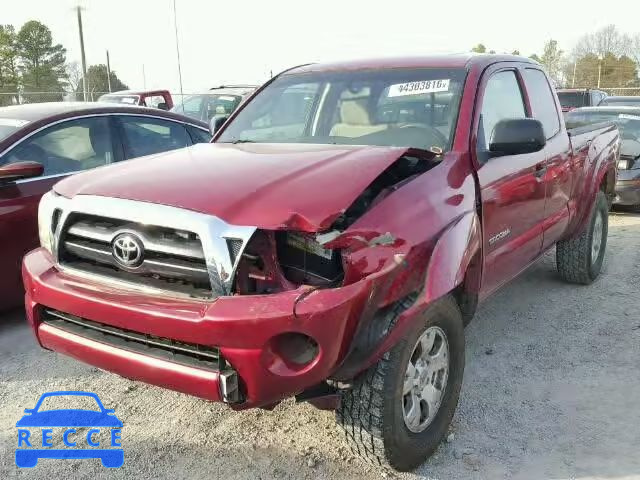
43, 194, 257, 298
58, 214, 212, 298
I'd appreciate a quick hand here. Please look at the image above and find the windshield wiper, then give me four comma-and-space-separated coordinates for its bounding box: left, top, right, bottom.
230, 139, 254, 144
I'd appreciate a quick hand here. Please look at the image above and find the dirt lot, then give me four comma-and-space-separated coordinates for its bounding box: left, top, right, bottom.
1, 210, 639, 480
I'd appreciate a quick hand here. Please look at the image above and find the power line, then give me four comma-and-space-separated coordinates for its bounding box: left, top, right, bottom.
173, 0, 185, 112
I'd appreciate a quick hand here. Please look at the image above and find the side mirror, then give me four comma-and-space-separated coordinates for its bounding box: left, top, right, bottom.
156, 102, 169, 110
489, 118, 546, 156
0, 161, 44, 182
209, 115, 230, 136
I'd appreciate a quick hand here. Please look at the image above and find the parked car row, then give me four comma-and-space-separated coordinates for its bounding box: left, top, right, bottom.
15, 54, 623, 472
557, 87, 640, 113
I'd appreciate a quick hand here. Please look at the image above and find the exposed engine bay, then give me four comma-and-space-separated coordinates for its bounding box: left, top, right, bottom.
233, 151, 438, 295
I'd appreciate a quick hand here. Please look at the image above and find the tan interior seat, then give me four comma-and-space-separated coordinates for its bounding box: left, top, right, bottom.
330, 99, 387, 138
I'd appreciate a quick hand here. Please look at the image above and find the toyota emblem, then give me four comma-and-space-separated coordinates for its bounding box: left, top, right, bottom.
112, 233, 144, 268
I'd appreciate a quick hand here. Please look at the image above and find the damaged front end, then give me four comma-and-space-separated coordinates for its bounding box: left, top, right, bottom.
225, 148, 449, 402
232, 148, 439, 297
27, 144, 479, 410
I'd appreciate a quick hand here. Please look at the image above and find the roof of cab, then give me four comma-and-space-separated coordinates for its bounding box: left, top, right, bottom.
286, 54, 537, 74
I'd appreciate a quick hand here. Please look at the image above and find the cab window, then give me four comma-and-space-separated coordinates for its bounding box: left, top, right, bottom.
477, 71, 526, 153
523, 68, 560, 139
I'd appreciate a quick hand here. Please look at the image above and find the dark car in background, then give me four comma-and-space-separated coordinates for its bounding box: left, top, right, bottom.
0, 102, 209, 311
170, 85, 258, 123
599, 96, 640, 108
566, 106, 640, 209
557, 88, 608, 113
98, 89, 174, 110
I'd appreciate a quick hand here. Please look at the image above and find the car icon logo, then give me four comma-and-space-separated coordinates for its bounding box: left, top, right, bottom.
15, 391, 123, 468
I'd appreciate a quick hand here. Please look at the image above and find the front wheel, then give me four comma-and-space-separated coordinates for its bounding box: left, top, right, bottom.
556, 191, 609, 284
336, 295, 465, 471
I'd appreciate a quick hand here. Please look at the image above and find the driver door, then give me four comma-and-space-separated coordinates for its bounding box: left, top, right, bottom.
474, 67, 546, 298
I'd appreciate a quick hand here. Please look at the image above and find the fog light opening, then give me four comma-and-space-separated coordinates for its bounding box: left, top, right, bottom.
272, 332, 319, 368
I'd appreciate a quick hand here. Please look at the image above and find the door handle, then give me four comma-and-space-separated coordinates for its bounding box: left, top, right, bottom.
534, 163, 547, 178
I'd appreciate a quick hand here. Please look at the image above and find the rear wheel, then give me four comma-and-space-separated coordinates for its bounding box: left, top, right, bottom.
336, 295, 464, 471
556, 191, 608, 284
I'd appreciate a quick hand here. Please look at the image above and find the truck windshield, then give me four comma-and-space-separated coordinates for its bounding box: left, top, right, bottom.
557, 91, 588, 109
172, 94, 243, 120
218, 68, 467, 151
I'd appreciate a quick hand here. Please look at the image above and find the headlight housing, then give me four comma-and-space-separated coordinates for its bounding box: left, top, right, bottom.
38, 190, 60, 254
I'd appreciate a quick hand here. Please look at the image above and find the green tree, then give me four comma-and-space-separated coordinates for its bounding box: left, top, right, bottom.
567, 53, 639, 88
511, 50, 521, 56
0, 25, 19, 105
17, 20, 67, 101
538, 39, 564, 86
76, 64, 129, 100
471, 43, 486, 53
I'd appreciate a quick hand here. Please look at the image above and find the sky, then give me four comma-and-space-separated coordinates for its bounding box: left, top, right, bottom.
3, 0, 639, 94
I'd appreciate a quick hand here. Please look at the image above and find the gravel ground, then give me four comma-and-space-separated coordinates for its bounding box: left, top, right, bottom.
1, 210, 639, 480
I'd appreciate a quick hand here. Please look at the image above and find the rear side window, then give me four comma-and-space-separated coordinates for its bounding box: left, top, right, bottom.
118, 116, 191, 159
187, 125, 211, 143
523, 69, 560, 139
477, 70, 526, 150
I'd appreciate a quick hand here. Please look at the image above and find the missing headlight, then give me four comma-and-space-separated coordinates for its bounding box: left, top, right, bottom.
276, 232, 343, 287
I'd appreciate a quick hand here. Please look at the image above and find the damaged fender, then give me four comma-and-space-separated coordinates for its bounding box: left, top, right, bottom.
330, 210, 482, 381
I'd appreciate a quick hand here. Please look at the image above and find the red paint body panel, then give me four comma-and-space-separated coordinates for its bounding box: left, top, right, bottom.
54, 143, 412, 231
22, 55, 619, 409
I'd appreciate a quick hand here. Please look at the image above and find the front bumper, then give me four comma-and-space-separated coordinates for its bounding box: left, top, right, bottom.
23, 248, 370, 408
614, 171, 640, 206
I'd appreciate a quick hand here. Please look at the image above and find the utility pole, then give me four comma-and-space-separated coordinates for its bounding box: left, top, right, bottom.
597, 55, 603, 88
76, 6, 88, 101
173, 0, 185, 112
106, 50, 112, 92
571, 61, 577, 88
142, 64, 146, 89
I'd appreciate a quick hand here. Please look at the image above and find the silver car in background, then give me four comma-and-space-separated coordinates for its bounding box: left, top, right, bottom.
171, 85, 258, 123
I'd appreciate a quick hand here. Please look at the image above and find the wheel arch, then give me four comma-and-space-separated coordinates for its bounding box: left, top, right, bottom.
331, 210, 482, 381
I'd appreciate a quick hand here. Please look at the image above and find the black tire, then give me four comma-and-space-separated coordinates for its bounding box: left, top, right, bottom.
336, 295, 465, 471
556, 191, 609, 284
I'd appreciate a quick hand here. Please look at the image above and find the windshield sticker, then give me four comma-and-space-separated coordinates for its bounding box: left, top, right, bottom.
0, 118, 29, 128
388, 79, 450, 97
619, 113, 640, 121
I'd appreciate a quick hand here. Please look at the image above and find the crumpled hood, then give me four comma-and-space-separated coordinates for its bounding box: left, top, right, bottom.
54, 142, 410, 231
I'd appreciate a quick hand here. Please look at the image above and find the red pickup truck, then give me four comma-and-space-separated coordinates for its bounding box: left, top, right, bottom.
23, 55, 618, 471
